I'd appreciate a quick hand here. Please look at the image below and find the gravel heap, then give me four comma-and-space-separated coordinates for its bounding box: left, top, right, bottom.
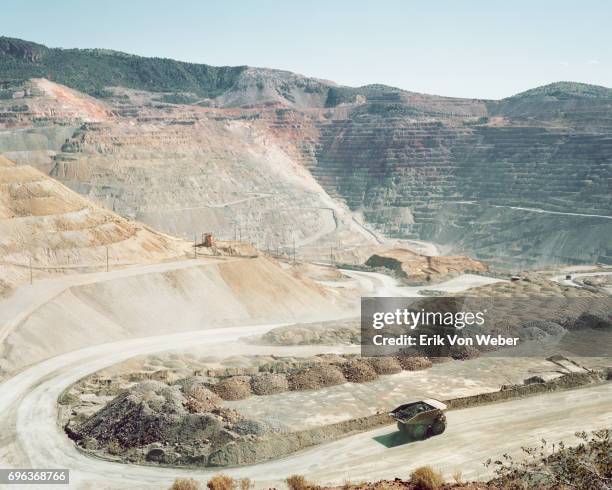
179, 377, 222, 412
72, 380, 269, 453
365, 357, 402, 375
338, 359, 379, 382
250, 373, 289, 395
212, 376, 252, 400
315, 353, 345, 364
397, 356, 433, 371
287, 365, 346, 390
257, 320, 360, 346
450, 345, 481, 360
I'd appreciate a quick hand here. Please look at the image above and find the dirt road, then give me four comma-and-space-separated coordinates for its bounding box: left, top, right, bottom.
0, 257, 228, 345
342, 270, 503, 296
0, 326, 609, 489
0, 265, 606, 489
550, 270, 612, 288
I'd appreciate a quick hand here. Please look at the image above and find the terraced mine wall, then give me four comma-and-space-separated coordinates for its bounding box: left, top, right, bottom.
2, 77, 610, 267
307, 114, 612, 267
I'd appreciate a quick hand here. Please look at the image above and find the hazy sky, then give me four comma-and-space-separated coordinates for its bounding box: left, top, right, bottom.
3, 0, 611, 99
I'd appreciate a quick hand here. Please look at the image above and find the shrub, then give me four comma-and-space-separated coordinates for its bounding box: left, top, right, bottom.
452, 469, 463, 484
170, 478, 200, 490
106, 439, 123, 455
409, 466, 444, 490
486, 429, 611, 490
239, 478, 251, 490
285, 474, 311, 490
206, 474, 235, 490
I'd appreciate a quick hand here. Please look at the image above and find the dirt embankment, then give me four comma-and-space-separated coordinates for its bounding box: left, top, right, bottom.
62, 353, 434, 465
254, 319, 360, 346
0, 156, 190, 296
0, 256, 350, 379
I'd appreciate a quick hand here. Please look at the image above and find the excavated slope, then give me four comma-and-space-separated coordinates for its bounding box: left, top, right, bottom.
304, 87, 612, 267
1, 72, 610, 267
0, 255, 349, 378
0, 156, 188, 294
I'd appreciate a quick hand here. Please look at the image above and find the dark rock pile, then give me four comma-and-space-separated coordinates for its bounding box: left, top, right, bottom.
71, 378, 270, 455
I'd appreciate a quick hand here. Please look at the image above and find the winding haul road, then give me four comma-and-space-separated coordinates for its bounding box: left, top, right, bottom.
0, 266, 610, 489
2, 325, 611, 490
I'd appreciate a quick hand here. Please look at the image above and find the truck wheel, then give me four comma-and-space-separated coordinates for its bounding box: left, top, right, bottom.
410, 424, 427, 440
431, 420, 446, 436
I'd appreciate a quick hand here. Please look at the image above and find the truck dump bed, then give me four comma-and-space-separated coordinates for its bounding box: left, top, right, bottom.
390, 399, 447, 423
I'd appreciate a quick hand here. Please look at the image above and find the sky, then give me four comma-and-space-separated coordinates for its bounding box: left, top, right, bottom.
3, 0, 611, 99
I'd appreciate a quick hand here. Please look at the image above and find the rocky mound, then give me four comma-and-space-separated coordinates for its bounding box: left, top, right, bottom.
250, 373, 289, 395
287, 365, 346, 391
74, 381, 219, 447
212, 376, 253, 401
178, 377, 222, 413
338, 359, 379, 383
70, 379, 271, 458
396, 357, 433, 371
257, 320, 360, 346
365, 248, 487, 283
365, 357, 402, 375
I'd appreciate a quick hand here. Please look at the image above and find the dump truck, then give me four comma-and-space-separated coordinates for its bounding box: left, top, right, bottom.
390, 398, 447, 440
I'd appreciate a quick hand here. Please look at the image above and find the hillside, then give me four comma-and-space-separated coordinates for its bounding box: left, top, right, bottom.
0, 37, 485, 110
0, 37, 246, 99
0, 155, 189, 295
1, 37, 611, 267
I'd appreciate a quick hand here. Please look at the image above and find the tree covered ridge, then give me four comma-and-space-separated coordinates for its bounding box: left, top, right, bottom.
0, 36, 247, 98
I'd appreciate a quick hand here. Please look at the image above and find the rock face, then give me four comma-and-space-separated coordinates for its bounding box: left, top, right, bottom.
1, 37, 611, 267
0, 78, 379, 259
365, 248, 487, 282
306, 89, 612, 267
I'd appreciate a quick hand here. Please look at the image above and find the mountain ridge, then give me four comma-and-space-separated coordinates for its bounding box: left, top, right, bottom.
1, 36, 610, 105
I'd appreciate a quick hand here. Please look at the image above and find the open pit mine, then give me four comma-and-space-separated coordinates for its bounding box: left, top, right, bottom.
0, 36, 610, 490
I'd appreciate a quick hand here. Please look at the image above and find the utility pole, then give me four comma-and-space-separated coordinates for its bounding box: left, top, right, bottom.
330, 244, 334, 266
106, 246, 109, 272
194, 234, 197, 259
